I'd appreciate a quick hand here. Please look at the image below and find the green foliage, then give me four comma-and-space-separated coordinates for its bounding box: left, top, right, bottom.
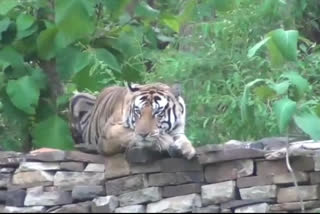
1, 0, 320, 151
145, 0, 320, 146
0, 0, 190, 151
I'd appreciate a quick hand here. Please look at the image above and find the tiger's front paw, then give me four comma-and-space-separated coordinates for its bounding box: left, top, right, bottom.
174, 137, 196, 160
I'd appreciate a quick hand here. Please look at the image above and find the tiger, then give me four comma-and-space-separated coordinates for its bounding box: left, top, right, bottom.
69, 82, 196, 160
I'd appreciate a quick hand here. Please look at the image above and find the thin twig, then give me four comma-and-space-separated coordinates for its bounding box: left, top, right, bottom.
285, 134, 305, 213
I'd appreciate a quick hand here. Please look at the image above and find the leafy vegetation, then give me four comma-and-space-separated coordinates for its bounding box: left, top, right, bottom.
0, 0, 320, 151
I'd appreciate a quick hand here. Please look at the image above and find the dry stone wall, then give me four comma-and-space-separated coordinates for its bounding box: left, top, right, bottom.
0, 141, 320, 213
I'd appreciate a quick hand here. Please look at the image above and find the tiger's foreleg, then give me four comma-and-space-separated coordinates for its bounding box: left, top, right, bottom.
98, 122, 135, 156
156, 133, 196, 160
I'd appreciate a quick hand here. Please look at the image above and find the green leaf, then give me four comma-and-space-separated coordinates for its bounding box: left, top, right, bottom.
55, 0, 94, 48
213, 0, 238, 12
0, 46, 24, 72
0, 0, 18, 15
162, 15, 180, 33
248, 37, 270, 58
178, 0, 196, 25
16, 14, 35, 31
294, 112, 320, 141
16, 24, 38, 40
135, 1, 159, 19
0, 18, 10, 40
266, 35, 285, 66
273, 98, 297, 133
281, 72, 309, 99
254, 85, 276, 100
95, 48, 121, 72
102, 0, 130, 19
270, 81, 290, 95
30, 68, 47, 90
6, 76, 40, 114
240, 79, 266, 121
269, 29, 299, 61
57, 47, 92, 80
32, 115, 74, 150
36, 27, 58, 60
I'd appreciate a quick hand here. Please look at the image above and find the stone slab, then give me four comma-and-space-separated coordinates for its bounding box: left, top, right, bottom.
240, 185, 277, 200
162, 183, 201, 198
106, 174, 148, 196
277, 185, 320, 203
147, 194, 201, 213
205, 159, 253, 183
198, 148, 266, 164
60, 162, 85, 171
159, 158, 202, 172
201, 180, 236, 206
237, 175, 273, 188
54, 172, 104, 191
118, 187, 162, 207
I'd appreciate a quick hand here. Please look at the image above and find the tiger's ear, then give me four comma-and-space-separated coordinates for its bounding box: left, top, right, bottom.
170, 83, 182, 98
127, 82, 141, 92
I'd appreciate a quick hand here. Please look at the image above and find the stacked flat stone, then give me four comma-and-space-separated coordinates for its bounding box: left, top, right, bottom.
0, 142, 320, 213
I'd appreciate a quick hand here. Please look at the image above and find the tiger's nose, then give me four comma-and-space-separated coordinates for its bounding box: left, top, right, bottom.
140, 133, 149, 138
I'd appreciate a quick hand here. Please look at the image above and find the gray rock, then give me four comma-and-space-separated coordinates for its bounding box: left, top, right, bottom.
65, 151, 105, 163
198, 148, 265, 164
277, 185, 320, 203
148, 172, 204, 187
273, 171, 309, 184
240, 185, 277, 200
0, 152, 23, 167
314, 152, 320, 171
72, 185, 105, 201
130, 161, 161, 174
92, 196, 119, 213
291, 156, 315, 172
159, 158, 202, 172
119, 187, 162, 207
125, 147, 164, 164
0, 191, 6, 203
163, 183, 201, 198
24, 190, 72, 206
147, 194, 201, 213
54, 172, 104, 191
84, 163, 105, 172
17, 162, 60, 172
12, 171, 53, 188
270, 201, 320, 211
105, 154, 130, 179
310, 172, 320, 184
221, 199, 275, 209
0, 173, 11, 188
256, 160, 288, 176
6, 189, 26, 207
51, 201, 92, 213
1, 206, 46, 213
148, 173, 176, 186
176, 172, 204, 184
60, 162, 85, 171
196, 144, 224, 154
106, 174, 148, 196
205, 159, 253, 183
235, 203, 270, 213
201, 180, 236, 205
192, 205, 220, 213
0, 168, 15, 173
26, 150, 66, 162
115, 205, 146, 213
237, 175, 273, 188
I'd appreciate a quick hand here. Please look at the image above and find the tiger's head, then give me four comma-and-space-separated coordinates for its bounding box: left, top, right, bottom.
123, 82, 185, 145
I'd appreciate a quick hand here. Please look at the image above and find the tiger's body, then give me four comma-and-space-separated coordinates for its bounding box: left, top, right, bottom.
69, 83, 196, 160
